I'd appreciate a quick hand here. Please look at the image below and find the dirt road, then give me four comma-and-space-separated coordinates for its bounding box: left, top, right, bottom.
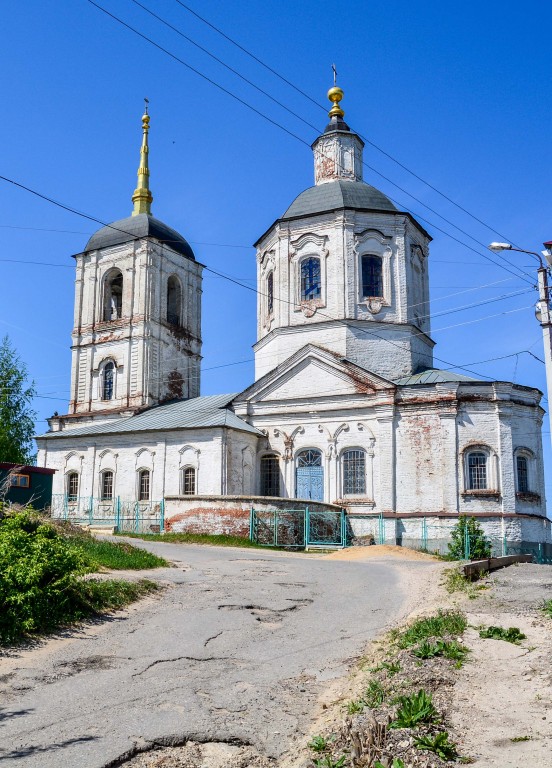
0, 542, 439, 767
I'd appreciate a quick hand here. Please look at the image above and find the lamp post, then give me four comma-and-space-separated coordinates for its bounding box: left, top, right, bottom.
488, 241, 552, 443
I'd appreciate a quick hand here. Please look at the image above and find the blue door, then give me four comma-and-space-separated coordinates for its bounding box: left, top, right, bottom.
296, 449, 324, 501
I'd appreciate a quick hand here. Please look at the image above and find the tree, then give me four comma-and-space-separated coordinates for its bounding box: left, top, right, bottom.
0, 336, 37, 464
447, 515, 491, 560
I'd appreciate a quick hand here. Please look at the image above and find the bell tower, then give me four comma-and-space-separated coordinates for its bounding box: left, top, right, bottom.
59, 106, 202, 428
253, 84, 434, 382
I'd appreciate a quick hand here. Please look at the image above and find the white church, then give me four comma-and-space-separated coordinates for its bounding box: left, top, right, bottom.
37, 86, 550, 548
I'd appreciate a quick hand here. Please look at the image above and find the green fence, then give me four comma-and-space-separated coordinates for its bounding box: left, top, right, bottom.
50, 495, 164, 534
393, 515, 552, 564
250, 507, 347, 548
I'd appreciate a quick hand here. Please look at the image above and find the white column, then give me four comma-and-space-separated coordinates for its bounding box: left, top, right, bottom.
439, 410, 459, 513
377, 412, 395, 513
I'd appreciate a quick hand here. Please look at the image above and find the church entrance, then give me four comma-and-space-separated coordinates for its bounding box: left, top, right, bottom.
296, 449, 324, 501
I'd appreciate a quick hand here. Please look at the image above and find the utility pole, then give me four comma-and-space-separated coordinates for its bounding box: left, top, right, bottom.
489, 241, 552, 445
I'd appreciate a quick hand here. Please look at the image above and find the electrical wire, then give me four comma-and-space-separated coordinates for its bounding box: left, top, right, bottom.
86, 0, 534, 286
173, 0, 530, 255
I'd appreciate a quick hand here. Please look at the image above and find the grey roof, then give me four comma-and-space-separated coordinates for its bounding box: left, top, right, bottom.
37, 394, 262, 440
84, 214, 195, 260
395, 369, 481, 386
282, 180, 397, 220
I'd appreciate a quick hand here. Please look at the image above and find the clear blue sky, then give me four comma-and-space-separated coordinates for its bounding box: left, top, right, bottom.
2, 1, 551, 509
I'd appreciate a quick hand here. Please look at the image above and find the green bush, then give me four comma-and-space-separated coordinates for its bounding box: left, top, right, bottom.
447, 516, 491, 560
0, 510, 157, 644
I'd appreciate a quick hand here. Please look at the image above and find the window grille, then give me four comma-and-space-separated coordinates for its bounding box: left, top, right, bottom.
167, 275, 181, 326
139, 469, 150, 501
300, 258, 321, 301
297, 449, 322, 467
67, 472, 79, 499
342, 449, 366, 495
260, 454, 280, 496
101, 471, 114, 500
468, 452, 487, 490
361, 255, 383, 298
183, 467, 196, 495
267, 272, 274, 314
516, 455, 529, 493
103, 362, 114, 401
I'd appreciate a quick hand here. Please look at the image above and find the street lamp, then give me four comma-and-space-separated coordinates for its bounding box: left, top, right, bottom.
488, 241, 552, 442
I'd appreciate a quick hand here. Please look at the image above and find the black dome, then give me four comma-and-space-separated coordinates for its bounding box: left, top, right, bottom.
282, 179, 397, 220
84, 214, 195, 260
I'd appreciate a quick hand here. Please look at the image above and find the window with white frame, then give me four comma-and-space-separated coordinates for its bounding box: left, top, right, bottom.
361, 255, 383, 298
267, 272, 274, 315
138, 469, 150, 501
182, 466, 196, 495
260, 454, 280, 496
67, 472, 79, 500
300, 257, 321, 301
102, 361, 115, 401
514, 449, 535, 494
467, 451, 487, 490
101, 470, 114, 500
342, 449, 366, 495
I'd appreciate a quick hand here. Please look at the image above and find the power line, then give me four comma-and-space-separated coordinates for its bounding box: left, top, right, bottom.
173, 0, 529, 257
0, 167, 537, 383
86, 0, 534, 286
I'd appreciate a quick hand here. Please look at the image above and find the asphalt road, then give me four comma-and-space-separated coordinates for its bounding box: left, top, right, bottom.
0, 542, 435, 767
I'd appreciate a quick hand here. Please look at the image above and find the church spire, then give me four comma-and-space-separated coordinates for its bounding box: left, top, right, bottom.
131, 99, 153, 216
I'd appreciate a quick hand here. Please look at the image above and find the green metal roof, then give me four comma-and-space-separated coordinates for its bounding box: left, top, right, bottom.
37, 394, 262, 440
395, 369, 481, 386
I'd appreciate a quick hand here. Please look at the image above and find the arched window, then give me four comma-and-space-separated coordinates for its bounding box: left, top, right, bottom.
467, 452, 487, 490
67, 472, 79, 500
103, 270, 123, 321
516, 454, 530, 493
342, 449, 366, 495
167, 275, 181, 326
267, 272, 274, 315
182, 466, 196, 495
260, 454, 280, 496
138, 469, 150, 501
101, 470, 114, 500
361, 255, 383, 298
102, 361, 115, 401
300, 257, 321, 301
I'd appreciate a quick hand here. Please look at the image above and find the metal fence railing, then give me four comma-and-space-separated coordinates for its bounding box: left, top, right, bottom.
250, 507, 347, 548
50, 495, 164, 534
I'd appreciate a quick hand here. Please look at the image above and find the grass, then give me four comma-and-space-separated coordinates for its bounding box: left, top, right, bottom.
364, 679, 386, 707
0, 509, 162, 645
308, 735, 330, 753
390, 689, 439, 729
412, 638, 469, 665
415, 731, 458, 760
443, 568, 487, 598
391, 610, 467, 649
68, 536, 168, 570
542, 599, 552, 618
117, 531, 275, 549
346, 699, 365, 714
77, 578, 159, 612
510, 735, 532, 743
479, 625, 526, 644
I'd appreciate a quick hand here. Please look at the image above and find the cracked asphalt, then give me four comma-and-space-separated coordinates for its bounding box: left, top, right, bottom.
0, 541, 436, 767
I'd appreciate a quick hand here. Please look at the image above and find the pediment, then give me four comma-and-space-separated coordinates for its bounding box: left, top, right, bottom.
236, 345, 394, 404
